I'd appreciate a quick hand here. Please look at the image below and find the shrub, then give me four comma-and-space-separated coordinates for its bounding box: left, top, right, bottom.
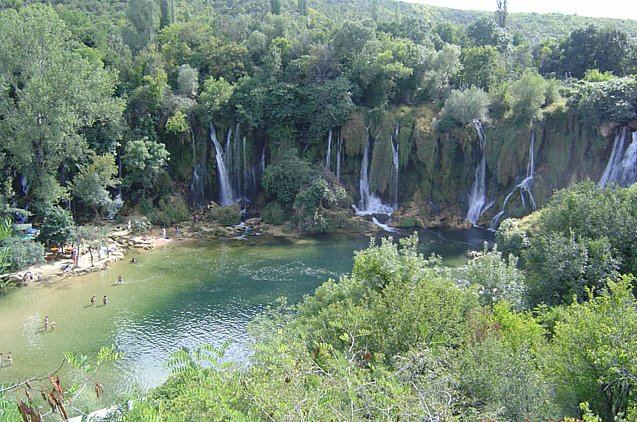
147, 195, 190, 226
1, 238, 45, 270
129, 216, 151, 235
262, 200, 286, 225
38, 206, 76, 246
440, 87, 491, 125
262, 156, 318, 207
209, 205, 240, 226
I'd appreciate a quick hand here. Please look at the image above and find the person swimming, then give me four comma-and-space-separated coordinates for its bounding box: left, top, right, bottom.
50, 321, 56, 331
130, 256, 137, 264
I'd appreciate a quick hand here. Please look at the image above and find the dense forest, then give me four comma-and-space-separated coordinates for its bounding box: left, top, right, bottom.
1, 0, 637, 419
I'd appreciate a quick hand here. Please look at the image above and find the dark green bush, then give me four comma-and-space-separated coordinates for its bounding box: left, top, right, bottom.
1, 238, 45, 270
209, 205, 240, 226
262, 200, 286, 225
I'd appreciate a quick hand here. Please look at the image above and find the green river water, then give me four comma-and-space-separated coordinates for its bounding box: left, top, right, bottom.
0, 228, 491, 411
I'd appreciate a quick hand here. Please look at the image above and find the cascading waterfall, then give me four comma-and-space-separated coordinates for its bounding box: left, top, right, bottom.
490, 120, 537, 229
353, 128, 394, 215
618, 130, 637, 186
598, 127, 637, 188
210, 123, 235, 206
325, 128, 332, 171
190, 128, 207, 207
391, 124, 400, 207
466, 120, 491, 225
336, 130, 343, 180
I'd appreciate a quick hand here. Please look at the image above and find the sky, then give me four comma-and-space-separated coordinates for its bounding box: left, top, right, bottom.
402, 0, 637, 21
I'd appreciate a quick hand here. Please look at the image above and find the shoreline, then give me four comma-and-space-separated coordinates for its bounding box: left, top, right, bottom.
4, 218, 302, 287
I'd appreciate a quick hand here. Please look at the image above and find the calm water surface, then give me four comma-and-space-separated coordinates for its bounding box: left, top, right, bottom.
0, 229, 491, 408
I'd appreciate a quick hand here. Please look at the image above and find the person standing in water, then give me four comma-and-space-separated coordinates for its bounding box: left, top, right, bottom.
91, 295, 96, 306
117, 275, 123, 285
50, 321, 56, 331
7, 352, 12, 365
103, 295, 108, 305
44, 316, 49, 332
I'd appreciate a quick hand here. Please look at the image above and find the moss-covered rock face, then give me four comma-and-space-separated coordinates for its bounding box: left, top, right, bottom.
187, 104, 619, 230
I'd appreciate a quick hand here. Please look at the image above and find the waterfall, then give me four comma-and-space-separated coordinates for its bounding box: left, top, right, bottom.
191, 163, 206, 207
618, 130, 637, 186
353, 128, 394, 215
210, 123, 235, 206
190, 128, 206, 207
466, 120, 491, 225
336, 131, 343, 180
490, 120, 537, 229
598, 127, 637, 188
325, 128, 332, 171
391, 124, 400, 207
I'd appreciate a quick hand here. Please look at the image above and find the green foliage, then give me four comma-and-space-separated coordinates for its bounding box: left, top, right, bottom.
122, 138, 170, 196
0, 4, 123, 210
440, 87, 491, 125
72, 154, 120, 218
509, 68, 548, 121
565, 77, 637, 126
262, 200, 286, 225
165, 110, 189, 134
547, 276, 637, 419
465, 243, 526, 309
146, 194, 190, 227
0, 237, 45, 270
199, 77, 234, 120
262, 156, 318, 207
208, 205, 240, 226
460, 45, 506, 90
129, 216, 151, 235
38, 206, 76, 246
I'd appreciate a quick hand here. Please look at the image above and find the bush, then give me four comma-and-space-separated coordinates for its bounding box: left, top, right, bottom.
209, 205, 240, 226
262, 200, 286, 225
440, 87, 491, 125
129, 216, 151, 235
1, 238, 45, 270
38, 206, 76, 246
147, 195, 190, 227
262, 156, 318, 207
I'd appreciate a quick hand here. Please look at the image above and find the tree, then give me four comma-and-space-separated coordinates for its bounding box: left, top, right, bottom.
467, 17, 509, 51
159, 0, 175, 29
547, 276, 637, 419
199, 77, 234, 120
495, 0, 507, 28
440, 87, 491, 125
72, 155, 120, 218
460, 46, 506, 90
176, 64, 199, 98
125, 0, 159, 52
509, 68, 548, 121
38, 206, 75, 247
558, 25, 630, 79
0, 5, 123, 210
122, 138, 170, 197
